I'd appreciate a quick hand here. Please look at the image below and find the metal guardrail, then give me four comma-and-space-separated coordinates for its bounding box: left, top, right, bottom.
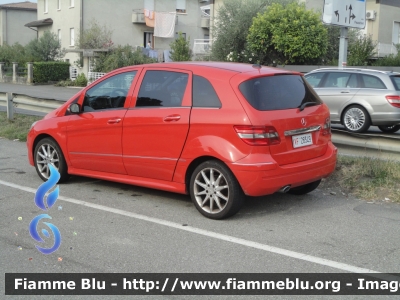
0, 92, 65, 119
332, 129, 400, 152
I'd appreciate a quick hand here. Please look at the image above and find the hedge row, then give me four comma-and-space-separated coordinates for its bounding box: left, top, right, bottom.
33, 62, 70, 83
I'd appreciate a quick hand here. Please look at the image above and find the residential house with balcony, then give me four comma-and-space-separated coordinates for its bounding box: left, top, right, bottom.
26, 0, 213, 76
301, 0, 400, 57
0, 1, 37, 46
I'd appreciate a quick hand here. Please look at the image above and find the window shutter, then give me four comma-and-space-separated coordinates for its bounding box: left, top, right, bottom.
176, 0, 186, 10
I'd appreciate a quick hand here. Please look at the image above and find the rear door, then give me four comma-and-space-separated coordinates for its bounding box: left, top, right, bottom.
234, 74, 331, 166
122, 68, 192, 181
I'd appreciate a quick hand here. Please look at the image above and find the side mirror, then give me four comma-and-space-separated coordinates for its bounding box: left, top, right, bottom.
69, 103, 81, 114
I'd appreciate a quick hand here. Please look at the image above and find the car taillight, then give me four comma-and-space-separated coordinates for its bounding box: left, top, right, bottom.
386, 95, 400, 108
234, 125, 280, 146
322, 117, 331, 136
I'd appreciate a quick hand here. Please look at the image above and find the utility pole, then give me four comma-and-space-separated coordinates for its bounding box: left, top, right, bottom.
338, 27, 348, 69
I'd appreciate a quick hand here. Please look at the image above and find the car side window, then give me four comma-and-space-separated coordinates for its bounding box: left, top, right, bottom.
323, 72, 352, 88
82, 71, 136, 112
346, 74, 358, 88
305, 72, 325, 88
136, 71, 188, 107
192, 75, 222, 108
360, 74, 386, 89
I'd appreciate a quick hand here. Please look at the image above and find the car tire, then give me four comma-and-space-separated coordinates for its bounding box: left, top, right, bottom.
378, 125, 400, 133
342, 105, 371, 133
34, 138, 69, 183
288, 179, 321, 195
190, 160, 244, 220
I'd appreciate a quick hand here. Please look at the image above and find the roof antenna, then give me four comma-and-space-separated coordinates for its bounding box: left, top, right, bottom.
252, 64, 262, 69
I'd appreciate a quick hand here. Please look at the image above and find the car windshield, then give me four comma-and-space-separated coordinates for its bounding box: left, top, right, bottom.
239, 74, 322, 111
390, 75, 400, 91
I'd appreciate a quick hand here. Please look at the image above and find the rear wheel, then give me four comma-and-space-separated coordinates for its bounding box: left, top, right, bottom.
378, 125, 400, 133
190, 160, 244, 219
34, 138, 69, 182
342, 105, 370, 133
288, 180, 321, 195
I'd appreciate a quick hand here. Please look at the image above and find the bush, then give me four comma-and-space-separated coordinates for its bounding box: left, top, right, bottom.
74, 73, 88, 87
169, 32, 191, 61
347, 31, 377, 66
93, 45, 156, 72
374, 44, 400, 66
0, 43, 32, 66
33, 61, 70, 83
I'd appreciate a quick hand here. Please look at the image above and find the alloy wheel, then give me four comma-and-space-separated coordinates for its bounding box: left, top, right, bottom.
35, 143, 60, 180
193, 167, 229, 214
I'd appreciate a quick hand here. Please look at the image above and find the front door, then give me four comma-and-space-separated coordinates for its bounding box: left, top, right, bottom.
67, 71, 138, 174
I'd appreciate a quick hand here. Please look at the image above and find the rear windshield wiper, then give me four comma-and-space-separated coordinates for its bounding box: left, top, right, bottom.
299, 102, 317, 111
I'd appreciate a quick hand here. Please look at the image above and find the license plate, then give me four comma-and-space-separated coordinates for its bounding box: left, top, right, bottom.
292, 133, 313, 148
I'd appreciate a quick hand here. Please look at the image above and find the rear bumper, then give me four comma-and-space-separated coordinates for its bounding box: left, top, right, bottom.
230, 142, 337, 196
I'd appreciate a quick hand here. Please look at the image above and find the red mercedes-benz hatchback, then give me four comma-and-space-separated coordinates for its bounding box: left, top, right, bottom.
27, 62, 337, 219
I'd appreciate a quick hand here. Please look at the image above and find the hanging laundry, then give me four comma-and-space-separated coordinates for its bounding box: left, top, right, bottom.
164, 50, 172, 62
144, 9, 155, 27
154, 12, 176, 38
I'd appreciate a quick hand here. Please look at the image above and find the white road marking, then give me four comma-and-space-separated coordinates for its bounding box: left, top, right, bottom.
0, 179, 392, 277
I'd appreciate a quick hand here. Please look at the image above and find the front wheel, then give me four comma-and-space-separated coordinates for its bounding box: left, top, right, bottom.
288, 180, 321, 195
378, 125, 400, 133
342, 105, 371, 133
190, 160, 244, 219
34, 138, 69, 182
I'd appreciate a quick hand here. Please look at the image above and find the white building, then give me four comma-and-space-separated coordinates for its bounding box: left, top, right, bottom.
26, 0, 213, 76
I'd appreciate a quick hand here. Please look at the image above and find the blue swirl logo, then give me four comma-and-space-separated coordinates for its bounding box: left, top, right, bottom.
29, 164, 61, 254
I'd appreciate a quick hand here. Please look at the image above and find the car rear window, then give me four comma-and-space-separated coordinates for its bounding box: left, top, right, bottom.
390, 75, 400, 91
239, 74, 322, 111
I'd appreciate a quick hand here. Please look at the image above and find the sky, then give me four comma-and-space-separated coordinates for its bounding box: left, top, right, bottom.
0, 0, 37, 4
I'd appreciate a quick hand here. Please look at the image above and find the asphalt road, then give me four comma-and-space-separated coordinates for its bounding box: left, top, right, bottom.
1, 138, 399, 299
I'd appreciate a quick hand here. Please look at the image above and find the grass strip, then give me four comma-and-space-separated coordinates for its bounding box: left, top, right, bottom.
323, 155, 400, 202
0, 112, 42, 142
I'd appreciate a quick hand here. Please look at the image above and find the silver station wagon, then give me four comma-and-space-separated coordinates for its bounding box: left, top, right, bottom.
305, 68, 400, 133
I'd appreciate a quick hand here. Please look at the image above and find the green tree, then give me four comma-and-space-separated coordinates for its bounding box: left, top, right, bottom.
25, 30, 65, 61
76, 19, 113, 49
247, 2, 327, 65
211, 0, 293, 62
169, 32, 191, 61
347, 30, 377, 66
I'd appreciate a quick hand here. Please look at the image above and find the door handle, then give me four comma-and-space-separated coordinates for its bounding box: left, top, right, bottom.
107, 118, 121, 124
163, 114, 181, 122
341, 91, 350, 93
